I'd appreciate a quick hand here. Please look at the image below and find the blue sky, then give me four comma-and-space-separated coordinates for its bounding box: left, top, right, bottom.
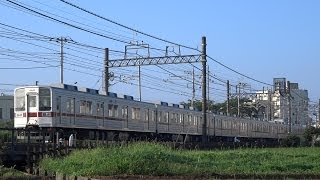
0, 0, 319, 104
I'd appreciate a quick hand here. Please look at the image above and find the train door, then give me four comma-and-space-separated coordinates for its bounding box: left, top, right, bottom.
96, 102, 104, 127
121, 105, 129, 129
26, 92, 38, 125
56, 96, 62, 125
66, 98, 75, 126
145, 108, 150, 131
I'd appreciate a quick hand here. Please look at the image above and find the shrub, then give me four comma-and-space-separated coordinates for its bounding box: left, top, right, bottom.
282, 134, 301, 147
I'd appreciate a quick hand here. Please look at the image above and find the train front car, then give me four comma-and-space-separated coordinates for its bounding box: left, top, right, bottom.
14, 86, 53, 128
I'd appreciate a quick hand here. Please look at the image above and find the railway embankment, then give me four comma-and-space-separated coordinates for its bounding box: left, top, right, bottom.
38, 142, 320, 179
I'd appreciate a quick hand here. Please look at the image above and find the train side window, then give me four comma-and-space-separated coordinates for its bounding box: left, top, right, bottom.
131, 107, 141, 120
171, 113, 176, 123
80, 100, 92, 115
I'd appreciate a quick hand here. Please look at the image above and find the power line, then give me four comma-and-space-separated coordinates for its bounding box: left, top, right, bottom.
60, 0, 199, 52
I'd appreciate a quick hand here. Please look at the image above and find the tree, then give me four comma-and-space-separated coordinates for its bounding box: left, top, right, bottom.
180, 98, 257, 117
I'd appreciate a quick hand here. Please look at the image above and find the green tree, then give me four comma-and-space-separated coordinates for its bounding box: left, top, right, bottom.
181, 98, 257, 117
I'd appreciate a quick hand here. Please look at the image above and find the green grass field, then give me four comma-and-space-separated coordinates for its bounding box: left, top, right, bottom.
40, 142, 320, 178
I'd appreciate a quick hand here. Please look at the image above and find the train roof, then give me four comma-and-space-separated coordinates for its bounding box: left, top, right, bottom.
15, 83, 200, 111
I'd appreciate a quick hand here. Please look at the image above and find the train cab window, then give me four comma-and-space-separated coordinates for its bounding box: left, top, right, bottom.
15, 88, 25, 111
39, 88, 51, 111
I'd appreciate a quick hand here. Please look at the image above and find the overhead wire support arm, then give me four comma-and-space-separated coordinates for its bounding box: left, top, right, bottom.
108, 54, 202, 67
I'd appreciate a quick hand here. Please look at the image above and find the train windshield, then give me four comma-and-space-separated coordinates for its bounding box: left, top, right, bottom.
15, 88, 25, 111
39, 88, 51, 111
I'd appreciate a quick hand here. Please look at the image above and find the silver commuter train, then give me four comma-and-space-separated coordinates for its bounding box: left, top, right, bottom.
14, 84, 304, 141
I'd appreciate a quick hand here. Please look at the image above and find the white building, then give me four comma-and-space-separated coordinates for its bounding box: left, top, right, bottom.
250, 78, 309, 126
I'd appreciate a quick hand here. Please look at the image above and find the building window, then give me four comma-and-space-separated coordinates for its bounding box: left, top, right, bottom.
0, 108, 2, 119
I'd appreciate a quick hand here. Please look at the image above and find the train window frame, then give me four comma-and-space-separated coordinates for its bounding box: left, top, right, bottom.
131, 107, 141, 120
80, 100, 93, 115
15, 88, 25, 111
39, 88, 51, 111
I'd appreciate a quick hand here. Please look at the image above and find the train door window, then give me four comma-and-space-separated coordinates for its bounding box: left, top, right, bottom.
151, 110, 155, 121
188, 115, 192, 125
158, 111, 162, 122
108, 104, 112, 116
66, 99, 74, 113
80, 101, 86, 114
114, 105, 118, 117
179, 114, 182, 123
145, 109, 149, 121
171, 113, 176, 123
57, 97, 61, 111
131, 107, 140, 120
163, 112, 169, 123
28, 96, 37, 107
122, 106, 128, 118
15, 88, 25, 111
39, 88, 51, 111
97, 103, 103, 116
193, 116, 197, 126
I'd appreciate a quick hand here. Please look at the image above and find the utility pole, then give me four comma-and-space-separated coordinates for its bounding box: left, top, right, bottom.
268, 89, 272, 121
104, 48, 109, 94
57, 37, 68, 84
318, 99, 320, 127
207, 66, 210, 112
191, 67, 195, 107
138, 65, 142, 101
287, 81, 292, 133
227, 80, 230, 116
201, 36, 207, 143
237, 84, 240, 117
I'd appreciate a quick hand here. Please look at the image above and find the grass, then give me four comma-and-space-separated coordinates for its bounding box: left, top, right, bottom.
0, 165, 27, 178
40, 142, 320, 177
